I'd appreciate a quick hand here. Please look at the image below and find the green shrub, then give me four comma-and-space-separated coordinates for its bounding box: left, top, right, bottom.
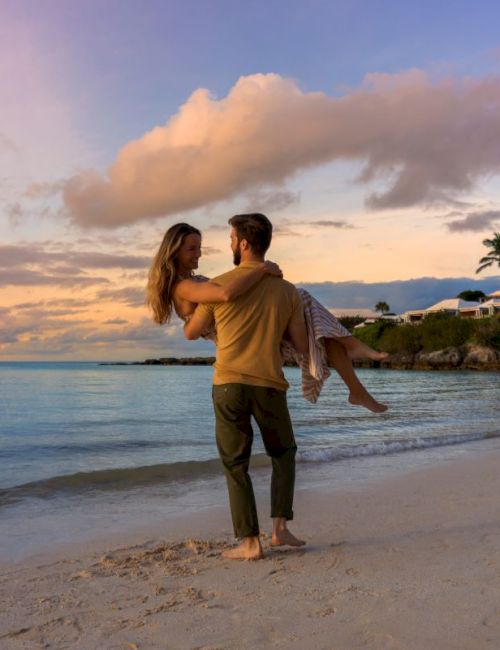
419, 313, 474, 351
352, 313, 499, 354
473, 316, 500, 349
354, 321, 396, 350
379, 323, 422, 354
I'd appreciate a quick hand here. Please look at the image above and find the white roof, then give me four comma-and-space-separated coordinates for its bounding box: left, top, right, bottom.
488, 289, 500, 298
480, 298, 500, 307
328, 308, 379, 319
426, 298, 480, 312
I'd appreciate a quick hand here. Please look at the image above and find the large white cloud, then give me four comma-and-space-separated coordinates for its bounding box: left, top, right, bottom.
63, 71, 500, 228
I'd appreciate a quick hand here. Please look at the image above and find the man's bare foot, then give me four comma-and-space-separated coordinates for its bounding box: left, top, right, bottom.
271, 518, 306, 548
271, 528, 306, 547
349, 391, 388, 413
222, 536, 264, 561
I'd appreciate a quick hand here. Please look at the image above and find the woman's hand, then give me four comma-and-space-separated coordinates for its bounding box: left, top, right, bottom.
262, 261, 283, 278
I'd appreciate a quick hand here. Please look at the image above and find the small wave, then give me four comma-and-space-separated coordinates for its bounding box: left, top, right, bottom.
297, 430, 500, 463
0, 437, 208, 459
2, 431, 498, 508
0, 454, 270, 507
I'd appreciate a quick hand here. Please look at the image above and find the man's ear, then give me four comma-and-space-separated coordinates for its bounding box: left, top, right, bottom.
240, 238, 249, 252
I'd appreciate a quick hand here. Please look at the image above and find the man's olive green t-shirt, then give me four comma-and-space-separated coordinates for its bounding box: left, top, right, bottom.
194, 261, 305, 391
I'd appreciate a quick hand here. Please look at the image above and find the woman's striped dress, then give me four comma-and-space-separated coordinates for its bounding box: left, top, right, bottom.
281, 289, 351, 403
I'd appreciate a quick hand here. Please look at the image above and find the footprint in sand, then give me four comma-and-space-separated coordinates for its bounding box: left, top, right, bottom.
345, 567, 360, 576
316, 606, 337, 617
327, 548, 344, 570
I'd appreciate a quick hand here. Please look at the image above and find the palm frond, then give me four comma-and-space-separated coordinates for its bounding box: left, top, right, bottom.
476, 232, 500, 273
476, 260, 493, 273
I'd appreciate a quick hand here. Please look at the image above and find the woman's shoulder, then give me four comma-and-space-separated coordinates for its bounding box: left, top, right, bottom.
176, 274, 209, 285
173, 274, 209, 293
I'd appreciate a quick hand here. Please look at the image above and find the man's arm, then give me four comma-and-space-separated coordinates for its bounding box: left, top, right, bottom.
175, 261, 282, 304
184, 308, 214, 340
285, 291, 308, 355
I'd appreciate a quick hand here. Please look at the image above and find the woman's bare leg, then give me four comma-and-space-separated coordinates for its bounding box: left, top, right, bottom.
325, 338, 388, 413
337, 335, 389, 362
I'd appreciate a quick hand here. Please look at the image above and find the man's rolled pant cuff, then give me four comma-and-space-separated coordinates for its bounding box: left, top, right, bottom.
270, 510, 294, 520
235, 527, 260, 539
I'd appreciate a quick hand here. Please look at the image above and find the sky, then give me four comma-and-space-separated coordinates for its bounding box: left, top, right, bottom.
1, 0, 500, 360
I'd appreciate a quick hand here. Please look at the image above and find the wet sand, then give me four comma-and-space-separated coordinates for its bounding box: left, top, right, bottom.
1, 449, 500, 649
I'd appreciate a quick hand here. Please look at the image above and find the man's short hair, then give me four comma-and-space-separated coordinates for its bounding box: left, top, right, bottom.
228, 213, 273, 255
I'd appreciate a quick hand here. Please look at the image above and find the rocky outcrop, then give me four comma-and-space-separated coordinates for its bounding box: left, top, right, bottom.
462, 344, 500, 370
380, 352, 415, 370
353, 344, 500, 370
101, 357, 216, 366
414, 347, 463, 370
145, 357, 216, 365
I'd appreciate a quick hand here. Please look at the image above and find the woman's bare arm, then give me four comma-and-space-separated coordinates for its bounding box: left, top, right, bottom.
174, 261, 282, 304
184, 310, 214, 340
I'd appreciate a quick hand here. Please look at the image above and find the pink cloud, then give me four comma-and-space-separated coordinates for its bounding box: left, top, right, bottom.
446, 210, 500, 232
63, 71, 500, 228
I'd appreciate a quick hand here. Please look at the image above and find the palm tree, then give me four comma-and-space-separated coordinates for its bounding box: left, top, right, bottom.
375, 301, 390, 314
476, 232, 500, 274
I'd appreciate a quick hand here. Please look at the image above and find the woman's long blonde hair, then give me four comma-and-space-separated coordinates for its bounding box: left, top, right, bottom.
146, 223, 201, 324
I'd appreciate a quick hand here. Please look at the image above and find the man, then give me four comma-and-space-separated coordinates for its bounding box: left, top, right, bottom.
184, 213, 308, 560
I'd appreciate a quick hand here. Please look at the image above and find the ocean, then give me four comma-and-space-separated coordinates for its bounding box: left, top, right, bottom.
1, 362, 499, 562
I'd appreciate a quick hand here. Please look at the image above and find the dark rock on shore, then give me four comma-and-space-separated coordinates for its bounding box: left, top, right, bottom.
100, 357, 216, 366
414, 347, 463, 370
462, 344, 500, 369
155, 357, 215, 365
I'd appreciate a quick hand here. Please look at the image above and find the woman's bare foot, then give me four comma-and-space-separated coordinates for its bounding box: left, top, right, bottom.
338, 336, 389, 362
349, 348, 389, 362
368, 350, 389, 361
222, 536, 264, 560
349, 390, 388, 413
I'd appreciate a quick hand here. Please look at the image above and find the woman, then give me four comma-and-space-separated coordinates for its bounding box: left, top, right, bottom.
146, 223, 388, 413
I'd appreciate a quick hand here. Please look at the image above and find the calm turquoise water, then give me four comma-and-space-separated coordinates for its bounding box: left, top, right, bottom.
0, 362, 499, 560
1, 362, 499, 493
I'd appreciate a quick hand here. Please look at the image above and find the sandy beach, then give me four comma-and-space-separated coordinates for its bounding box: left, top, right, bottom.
1, 448, 500, 650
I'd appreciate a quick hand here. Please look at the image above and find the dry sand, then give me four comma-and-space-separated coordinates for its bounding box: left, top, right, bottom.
1, 449, 500, 650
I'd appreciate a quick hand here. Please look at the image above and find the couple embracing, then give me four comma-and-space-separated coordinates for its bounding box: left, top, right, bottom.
147, 213, 387, 560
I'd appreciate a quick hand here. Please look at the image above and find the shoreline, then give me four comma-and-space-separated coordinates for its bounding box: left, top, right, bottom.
99, 343, 500, 370
3, 433, 500, 567
2, 443, 500, 648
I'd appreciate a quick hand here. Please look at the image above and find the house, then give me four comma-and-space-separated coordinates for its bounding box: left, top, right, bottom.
403, 290, 500, 322
475, 296, 500, 317
403, 298, 479, 322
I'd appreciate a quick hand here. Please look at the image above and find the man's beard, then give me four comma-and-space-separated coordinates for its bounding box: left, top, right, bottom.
233, 248, 241, 266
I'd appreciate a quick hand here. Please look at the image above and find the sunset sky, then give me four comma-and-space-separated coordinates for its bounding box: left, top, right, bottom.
1, 0, 500, 360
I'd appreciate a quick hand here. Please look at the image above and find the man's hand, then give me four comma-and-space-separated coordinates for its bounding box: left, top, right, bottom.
184, 310, 214, 340
262, 260, 283, 278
